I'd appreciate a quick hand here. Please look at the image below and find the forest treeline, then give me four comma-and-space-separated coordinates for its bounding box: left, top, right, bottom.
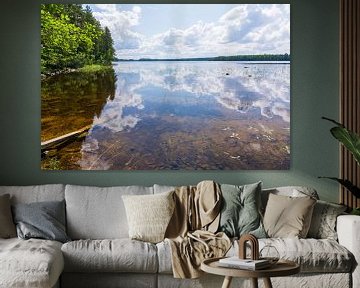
41, 4, 115, 74
212, 54, 290, 62
118, 54, 290, 62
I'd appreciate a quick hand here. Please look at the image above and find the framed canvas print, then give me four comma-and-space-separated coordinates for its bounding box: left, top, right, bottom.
41, 4, 290, 170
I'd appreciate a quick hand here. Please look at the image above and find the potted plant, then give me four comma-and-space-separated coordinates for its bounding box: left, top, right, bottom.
320, 117, 360, 215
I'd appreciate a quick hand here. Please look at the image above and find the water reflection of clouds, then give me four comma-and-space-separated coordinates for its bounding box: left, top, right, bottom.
91, 81, 144, 133
92, 61, 289, 133
80, 61, 290, 169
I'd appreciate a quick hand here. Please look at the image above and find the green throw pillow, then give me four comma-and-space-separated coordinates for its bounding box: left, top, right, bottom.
218, 182, 266, 238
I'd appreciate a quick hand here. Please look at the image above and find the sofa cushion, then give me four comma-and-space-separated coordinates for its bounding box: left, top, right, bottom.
231, 238, 353, 273
0, 194, 16, 238
307, 200, 347, 240
153, 184, 176, 194
261, 186, 319, 213
156, 240, 173, 274
263, 194, 316, 238
158, 237, 353, 274
61, 239, 158, 273
156, 238, 354, 274
122, 191, 175, 243
0, 238, 64, 288
12, 200, 70, 243
0, 184, 65, 204
61, 273, 157, 288
218, 182, 266, 238
261, 238, 353, 273
65, 185, 153, 239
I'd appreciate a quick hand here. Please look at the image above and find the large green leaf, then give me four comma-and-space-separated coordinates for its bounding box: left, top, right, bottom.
318, 177, 360, 198
321, 117, 360, 200
330, 127, 360, 165
323, 117, 360, 165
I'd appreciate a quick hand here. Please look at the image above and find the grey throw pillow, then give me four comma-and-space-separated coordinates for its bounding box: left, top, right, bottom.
218, 182, 266, 238
12, 200, 70, 243
307, 200, 347, 240
0, 194, 16, 238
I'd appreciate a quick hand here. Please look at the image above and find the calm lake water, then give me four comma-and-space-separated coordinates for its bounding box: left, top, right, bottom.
41, 61, 290, 170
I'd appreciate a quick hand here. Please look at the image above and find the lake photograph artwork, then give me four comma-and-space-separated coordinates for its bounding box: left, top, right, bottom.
41, 4, 290, 170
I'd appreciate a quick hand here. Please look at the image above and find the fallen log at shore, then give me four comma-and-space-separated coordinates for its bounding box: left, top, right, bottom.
41, 125, 92, 153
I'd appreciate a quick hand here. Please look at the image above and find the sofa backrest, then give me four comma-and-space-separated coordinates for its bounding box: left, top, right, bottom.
0, 184, 320, 240
154, 183, 320, 209
154, 183, 320, 212
153, 184, 176, 194
0, 184, 65, 204
65, 184, 154, 240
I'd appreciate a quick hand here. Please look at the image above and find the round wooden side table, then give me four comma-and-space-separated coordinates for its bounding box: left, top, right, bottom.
201, 257, 300, 288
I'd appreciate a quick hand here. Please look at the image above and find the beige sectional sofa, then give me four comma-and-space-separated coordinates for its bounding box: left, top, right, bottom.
0, 184, 359, 288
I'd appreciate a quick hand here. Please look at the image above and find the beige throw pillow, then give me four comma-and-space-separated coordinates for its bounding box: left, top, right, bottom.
0, 194, 17, 238
263, 193, 316, 238
122, 191, 175, 243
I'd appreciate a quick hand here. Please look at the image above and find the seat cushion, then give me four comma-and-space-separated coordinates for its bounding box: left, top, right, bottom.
157, 238, 354, 274
62, 239, 158, 273
0, 238, 64, 288
227, 238, 354, 273
61, 273, 157, 288
156, 240, 173, 274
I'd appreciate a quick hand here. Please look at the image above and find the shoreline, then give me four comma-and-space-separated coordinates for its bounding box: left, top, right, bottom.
41, 64, 113, 80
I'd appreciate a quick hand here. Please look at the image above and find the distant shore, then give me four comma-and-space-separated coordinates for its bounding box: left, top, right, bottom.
115, 53, 290, 62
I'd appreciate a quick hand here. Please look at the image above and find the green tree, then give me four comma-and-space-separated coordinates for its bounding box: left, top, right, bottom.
102, 27, 116, 64
41, 4, 115, 73
41, 5, 92, 71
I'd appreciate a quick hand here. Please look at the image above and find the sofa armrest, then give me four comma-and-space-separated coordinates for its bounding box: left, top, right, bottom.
337, 215, 360, 288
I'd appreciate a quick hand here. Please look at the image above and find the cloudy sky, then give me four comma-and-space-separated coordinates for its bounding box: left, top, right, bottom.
87, 4, 290, 60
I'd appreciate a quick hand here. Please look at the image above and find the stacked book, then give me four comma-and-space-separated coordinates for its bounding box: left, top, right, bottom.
218, 257, 271, 270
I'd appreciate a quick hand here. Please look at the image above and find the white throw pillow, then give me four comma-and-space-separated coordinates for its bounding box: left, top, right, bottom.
122, 191, 175, 243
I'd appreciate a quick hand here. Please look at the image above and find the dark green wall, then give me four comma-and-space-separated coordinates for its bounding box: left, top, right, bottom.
0, 0, 340, 202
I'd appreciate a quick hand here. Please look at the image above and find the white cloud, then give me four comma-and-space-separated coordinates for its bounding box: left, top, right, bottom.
93, 4, 117, 13
93, 5, 143, 50
92, 4, 290, 59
